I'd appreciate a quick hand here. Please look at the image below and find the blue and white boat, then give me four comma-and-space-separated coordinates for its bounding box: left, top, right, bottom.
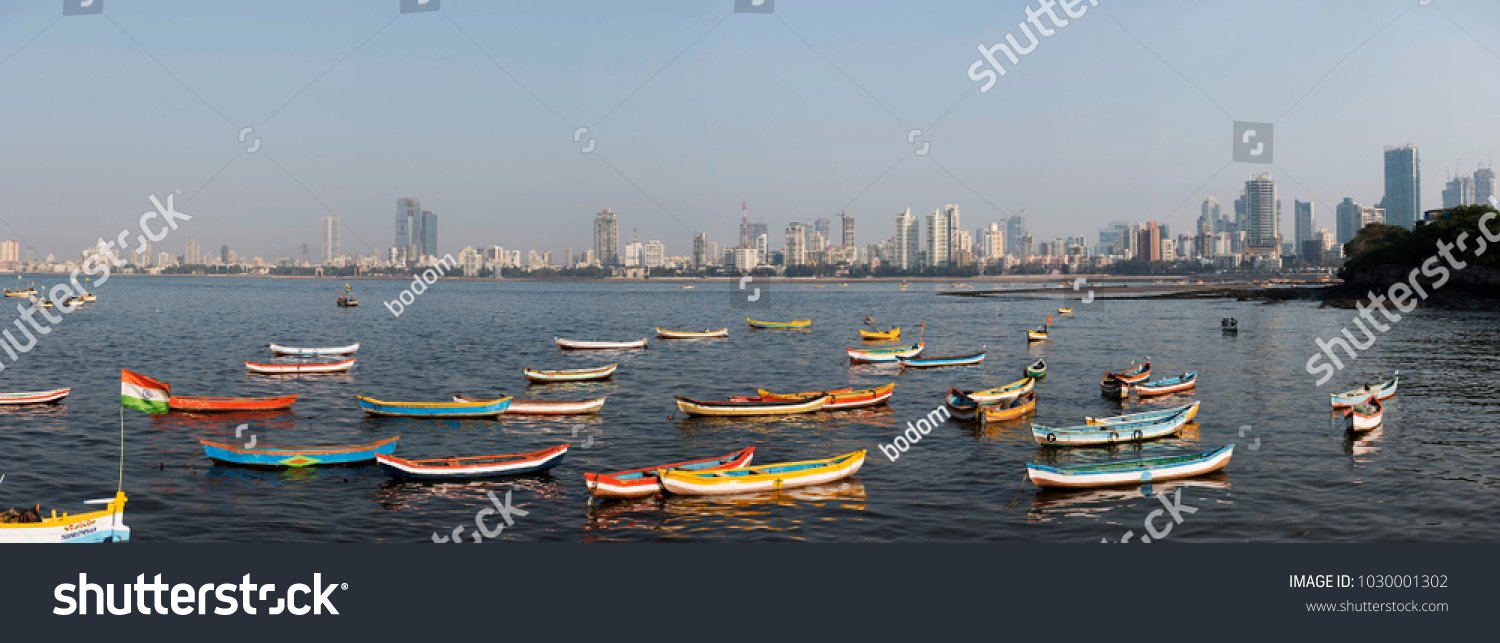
356, 396, 512, 418
846, 342, 925, 364
898, 351, 985, 368
1085, 401, 1200, 425
1033, 407, 1195, 446
201, 437, 399, 467
1329, 372, 1398, 408
1026, 445, 1234, 488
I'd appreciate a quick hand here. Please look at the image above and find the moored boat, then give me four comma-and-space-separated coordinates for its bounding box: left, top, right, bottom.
3, 287, 36, 298
0, 388, 71, 405
1027, 327, 1049, 342
655, 327, 729, 339
1221, 317, 1238, 332
753, 382, 895, 411
452, 394, 607, 415
377, 445, 567, 480
269, 343, 360, 356
846, 342, 924, 364
1086, 401, 1201, 425
966, 377, 1035, 404
337, 283, 358, 307
979, 391, 1037, 423
944, 387, 981, 419
747, 318, 811, 329
1058, 308, 1073, 314
859, 327, 900, 340
523, 363, 617, 383
1026, 445, 1234, 488
1025, 358, 1047, 378
1329, 372, 1398, 408
1130, 371, 1198, 398
1341, 396, 1383, 432
245, 358, 355, 374
674, 394, 828, 417
899, 351, 985, 368
168, 395, 296, 413
556, 337, 648, 350
0, 491, 130, 543
1101, 360, 1151, 392
201, 436, 399, 467
584, 447, 756, 498
658, 450, 865, 496
357, 395, 512, 418
1033, 409, 1193, 446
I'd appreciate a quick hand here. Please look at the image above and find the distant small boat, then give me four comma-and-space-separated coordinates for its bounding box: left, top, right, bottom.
1221, 318, 1238, 332
1026, 445, 1234, 489
747, 318, 811, 329
965, 377, 1034, 404
0, 491, 130, 543
680, 284, 695, 289
269, 343, 359, 356
585, 447, 756, 498
556, 337, 648, 350
846, 343, 925, 364
1027, 327, 1048, 342
0, 388, 71, 405
1330, 372, 1398, 408
655, 327, 728, 339
674, 394, 828, 417
899, 351, 985, 368
201, 436, 399, 467
1058, 308, 1073, 314
813, 285, 826, 288
753, 382, 895, 411
980, 391, 1036, 423
859, 327, 900, 340
1101, 361, 1151, 387
658, 450, 866, 496
1086, 401, 1201, 425
377, 445, 567, 480
1033, 408, 1193, 446
245, 358, 355, 374
29, 296, 53, 309
838, 283, 848, 287
3, 287, 36, 298
357, 395, 512, 418
453, 394, 606, 415
169, 395, 296, 413
1341, 396, 1383, 432
62, 296, 86, 307
1025, 358, 1047, 378
1130, 371, 1198, 398
337, 283, 358, 307
523, 363, 617, 383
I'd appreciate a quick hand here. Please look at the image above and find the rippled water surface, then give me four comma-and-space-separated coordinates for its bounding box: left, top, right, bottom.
1, 277, 1495, 542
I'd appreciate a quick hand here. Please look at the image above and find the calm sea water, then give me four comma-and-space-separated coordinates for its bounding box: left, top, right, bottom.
1, 276, 1495, 542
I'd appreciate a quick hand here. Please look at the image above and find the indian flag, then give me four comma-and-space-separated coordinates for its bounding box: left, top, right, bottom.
121, 369, 170, 414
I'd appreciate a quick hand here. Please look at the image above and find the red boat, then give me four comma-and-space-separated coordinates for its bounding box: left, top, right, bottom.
168, 395, 298, 413
584, 447, 756, 498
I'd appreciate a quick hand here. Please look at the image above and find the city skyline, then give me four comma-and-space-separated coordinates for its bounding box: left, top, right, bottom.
4, 2, 1500, 261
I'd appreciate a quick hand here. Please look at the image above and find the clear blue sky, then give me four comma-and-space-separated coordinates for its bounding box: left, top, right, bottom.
2, 0, 1497, 260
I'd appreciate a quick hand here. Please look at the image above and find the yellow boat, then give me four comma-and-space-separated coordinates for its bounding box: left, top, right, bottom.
658, 450, 866, 495
1058, 308, 1073, 314
4, 288, 36, 298
0, 491, 130, 543
980, 392, 1037, 423
756, 382, 895, 410
1027, 329, 1048, 341
813, 285, 826, 288
859, 327, 900, 340
747, 318, 811, 329
674, 394, 829, 417
966, 377, 1034, 404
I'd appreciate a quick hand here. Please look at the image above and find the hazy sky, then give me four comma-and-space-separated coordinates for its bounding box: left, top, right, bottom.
2, 0, 1498, 261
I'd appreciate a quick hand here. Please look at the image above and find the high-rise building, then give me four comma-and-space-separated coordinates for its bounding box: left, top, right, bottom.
321, 216, 340, 265
693, 233, 708, 267
1293, 200, 1314, 251
841, 215, 855, 248
221, 245, 230, 264
1441, 176, 1476, 209
894, 208, 919, 271
1016, 233, 1035, 259
644, 240, 665, 268
1335, 198, 1363, 245
1383, 144, 1421, 229
731, 247, 758, 272
1201, 197, 1221, 233
622, 241, 643, 267
1137, 222, 1161, 262
594, 208, 619, 267
980, 223, 1004, 261
756, 234, 768, 265
421, 211, 438, 257
0, 240, 18, 270
926, 208, 950, 267
1097, 221, 1130, 255
784, 223, 807, 267
814, 217, 833, 241
25, 248, 35, 263
747, 222, 767, 245
1006, 214, 1026, 257
184, 239, 200, 266
944, 204, 961, 262
1362, 207, 1385, 230
1244, 173, 1280, 257
396, 197, 420, 249
1475, 166, 1497, 206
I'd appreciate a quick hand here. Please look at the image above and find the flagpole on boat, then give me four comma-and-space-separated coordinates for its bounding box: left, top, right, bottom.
118, 404, 125, 492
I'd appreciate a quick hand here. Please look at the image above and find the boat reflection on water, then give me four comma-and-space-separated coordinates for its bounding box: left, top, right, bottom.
522, 380, 619, 395
672, 412, 832, 435
202, 460, 385, 488
1027, 473, 1231, 522
147, 410, 300, 463
582, 481, 867, 540
374, 476, 567, 513
1344, 423, 1385, 461
0, 402, 69, 429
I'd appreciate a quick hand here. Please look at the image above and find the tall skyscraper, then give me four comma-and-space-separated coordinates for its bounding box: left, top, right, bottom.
321, 216, 340, 265
1244, 173, 1280, 256
1335, 198, 1362, 245
841, 215, 855, 248
1005, 214, 1026, 256
221, 244, 230, 264
814, 217, 833, 241
1475, 166, 1497, 206
784, 223, 806, 267
421, 211, 438, 257
1441, 176, 1476, 209
594, 208, 619, 267
693, 233, 708, 267
1383, 144, 1421, 229
1293, 200, 1314, 249
1201, 197, 1221, 233
944, 204, 961, 262
622, 240, 642, 267
926, 208, 950, 267
184, 239, 200, 266
1137, 222, 1161, 262
894, 208, 918, 271
644, 240, 665, 268
396, 197, 420, 249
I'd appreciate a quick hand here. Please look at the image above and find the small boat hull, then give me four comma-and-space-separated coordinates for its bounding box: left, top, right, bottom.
675, 395, 828, 417
1330, 372, 1398, 408
453, 394, 606, 415
0, 492, 130, 544
555, 337, 648, 350
1034, 409, 1192, 446
899, 351, 985, 368
245, 358, 355, 374
201, 437, 399, 467
755, 383, 895, 411
747, 318, 811, 329
1132, 372, 1198, 398
847, 343, 924, 363
169, 395, 297, 412
1025, 359, 1047, 378
859, 328, 900, 340
980, 392, 1037, 423
0, 388, 71, 405
524, 363, 618, 383
357, 396, 512, 418
967, 377, 1034, 404
655, 328, 728, 339
1027, 445, 1234, 488
377, 445, 567, 480
585, 447, 756, 498
269, 343, 359, 356
1342, 396, 1383, 432
1086, 401, 1201, 425
659, 450, 865, 496
1027, 331, 1048, 342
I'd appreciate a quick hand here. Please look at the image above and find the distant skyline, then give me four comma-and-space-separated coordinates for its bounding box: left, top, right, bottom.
3, 1, 1499, 260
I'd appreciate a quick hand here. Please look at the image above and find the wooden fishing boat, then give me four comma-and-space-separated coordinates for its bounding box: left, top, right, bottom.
452, 394, 606, 415
1130, 371, 1197, 398
658, 450, 865, 496
357, 395, 512, 418
1086, 401, 1201, 425
859, 327, 900, 340
0, 491, 130, 543
1027, 327, 1049, 341
523, 363, 617, 383
944, 387, 981, 419
62, 295, 86, 307
29, 296, 53, 309
674, 394, 829, 417
813, 285, 826, 288
245, 358, 355, 374
1025, 359, 1047, 378
555, 337, 648, 350
584, 447, 756, 498
337, 283, 358, 307
1026, 445, 1234, 488
1221, 317, 1238, 332
980, 391, 1036, 422
269, 343, 360, 356
1329, 372, 1399, 408
966, 377, 1034, 404
1341, 396, 1383, 432
168, 395, 296, 413
1034, 409, 1193, 446
899, 351, 985, 368
655, 327, 728, 339
200, 436, 399, 467
846, 342, 924, 364
753, 382, 895, 411
747, 318, 811, 329
679, 284, 695, 289
1100, 360, 1151, 396
1058, 308, 1073, 314
0, 388, 71, 405
3, 287, 36, 298
376, 444, 567, 480
84, 293, 97, 303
